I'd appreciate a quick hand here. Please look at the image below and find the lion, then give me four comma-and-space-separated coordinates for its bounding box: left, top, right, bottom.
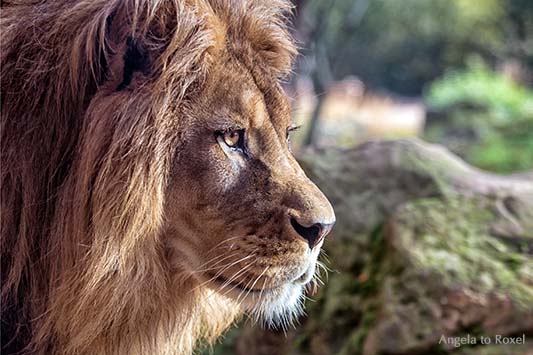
0, 0, 335, 354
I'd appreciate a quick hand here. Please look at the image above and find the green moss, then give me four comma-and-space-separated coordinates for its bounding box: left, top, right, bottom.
328, 225, 387, 355
393, 197, 533, 307
339, 302, 379, 355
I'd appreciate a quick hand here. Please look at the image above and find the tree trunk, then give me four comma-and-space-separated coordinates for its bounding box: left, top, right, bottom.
303, 88, 326, 147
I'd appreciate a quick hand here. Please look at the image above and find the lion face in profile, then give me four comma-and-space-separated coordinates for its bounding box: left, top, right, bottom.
1, 0, 334, 353
165, 53, 335, 325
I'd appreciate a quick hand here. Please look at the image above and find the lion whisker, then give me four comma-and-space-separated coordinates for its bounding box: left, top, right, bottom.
218, 260, 259, 295
191, 253, 240, 274
204, 235, 244, 254
189, 253, 257, 294
319, 249, 332, 263
235, 265, 269, 307
245, 269, 271, 328
190, 236, 249, 273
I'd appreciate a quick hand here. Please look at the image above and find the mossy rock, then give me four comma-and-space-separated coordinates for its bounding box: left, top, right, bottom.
362, 197, 533, 355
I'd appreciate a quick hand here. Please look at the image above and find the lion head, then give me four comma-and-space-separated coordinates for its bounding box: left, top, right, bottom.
1, 1, 334, 354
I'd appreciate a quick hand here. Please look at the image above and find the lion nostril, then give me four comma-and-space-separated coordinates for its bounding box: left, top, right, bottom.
290, 217, 334, 249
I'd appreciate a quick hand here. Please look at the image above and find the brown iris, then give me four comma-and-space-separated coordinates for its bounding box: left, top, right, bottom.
223, 130, 241, 148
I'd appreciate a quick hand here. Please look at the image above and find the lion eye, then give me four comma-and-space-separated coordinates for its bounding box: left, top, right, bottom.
217, 129, 245, 151
224, 130, 241, 147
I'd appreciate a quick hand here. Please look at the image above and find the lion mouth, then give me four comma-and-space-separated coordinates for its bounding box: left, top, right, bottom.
206, 272, 272, 293
294, 270, 313, 284
206, 267, 314, 295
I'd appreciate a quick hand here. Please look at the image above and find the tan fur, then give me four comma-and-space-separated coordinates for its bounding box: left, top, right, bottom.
2, 1, 333, 354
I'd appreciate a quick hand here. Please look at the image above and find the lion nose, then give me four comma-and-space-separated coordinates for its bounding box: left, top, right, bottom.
290, 217, 335, 249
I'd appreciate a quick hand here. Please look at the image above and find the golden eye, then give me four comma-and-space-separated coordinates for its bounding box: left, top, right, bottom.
217, 128, 245, 152
223, 130, 241, 147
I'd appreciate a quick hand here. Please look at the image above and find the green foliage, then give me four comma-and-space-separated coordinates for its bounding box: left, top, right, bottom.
424, 59, 533, 173
299, 0, 532, 95
426, 58, 533, 124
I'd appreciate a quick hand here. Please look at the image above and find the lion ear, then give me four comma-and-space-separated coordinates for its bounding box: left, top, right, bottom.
98, 6, 156, 92
103, 34, 152, 91
115, 37, 151, 90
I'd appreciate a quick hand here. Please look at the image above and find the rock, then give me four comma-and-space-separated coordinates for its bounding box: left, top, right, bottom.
210, 139, 533, 355
362, 198, 533, 355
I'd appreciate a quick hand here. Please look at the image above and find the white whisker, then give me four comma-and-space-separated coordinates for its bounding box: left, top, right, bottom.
219, 260, 258, 295
236, 265, 269, 306
188, 253, 257, 294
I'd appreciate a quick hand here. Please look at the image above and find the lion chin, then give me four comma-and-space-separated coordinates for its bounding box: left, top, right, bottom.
246, 283, 306, 327
208, 276, 307, 328
204, 261, 316, 329
1, 1, 335, 354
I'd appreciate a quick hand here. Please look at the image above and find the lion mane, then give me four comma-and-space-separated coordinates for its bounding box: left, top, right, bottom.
1, 1, 296, 353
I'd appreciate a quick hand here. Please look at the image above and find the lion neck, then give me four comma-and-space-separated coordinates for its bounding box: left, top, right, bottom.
163, 272, 242, 354
36, 263, 242, 355
115, 271, 242, 355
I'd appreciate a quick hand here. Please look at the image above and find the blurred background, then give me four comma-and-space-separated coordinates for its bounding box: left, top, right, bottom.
207, 1, 533, 354
287, 0, 532, 173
